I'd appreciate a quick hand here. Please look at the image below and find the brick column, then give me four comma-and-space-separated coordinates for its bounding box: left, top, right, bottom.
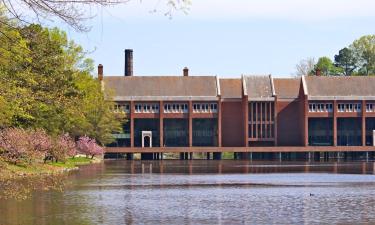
159, 101, 164, 147
362, 100, 366, 146
243, 96, 249, 147
189, 101, 193, 147
333, 100, 337, 146
304, 95, 309, 146
218, 98, 222, 147
274, 96, 278, 146
130, 101, 135, 148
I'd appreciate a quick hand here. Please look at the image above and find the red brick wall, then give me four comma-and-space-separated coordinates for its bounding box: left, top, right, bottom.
276, 100, 305, 146
221, 101, 244, 147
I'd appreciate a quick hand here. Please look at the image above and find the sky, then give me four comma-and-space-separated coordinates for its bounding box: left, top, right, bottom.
64, 0, 375, 78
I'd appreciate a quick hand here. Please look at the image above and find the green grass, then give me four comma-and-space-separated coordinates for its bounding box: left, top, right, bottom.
49, 156, 94, 168
0, 156, 99, 180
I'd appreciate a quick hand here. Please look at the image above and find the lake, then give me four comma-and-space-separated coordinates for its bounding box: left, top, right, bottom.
1, 160, 375, 225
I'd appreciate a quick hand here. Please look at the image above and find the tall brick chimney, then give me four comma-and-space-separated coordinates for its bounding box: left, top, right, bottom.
183, 67, 189, 76
98, 64, 103, 81
124, 49, 133, 76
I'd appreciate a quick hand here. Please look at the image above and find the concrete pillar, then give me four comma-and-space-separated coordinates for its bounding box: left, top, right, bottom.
189, 152, 193, 160
206, 152, 211, 160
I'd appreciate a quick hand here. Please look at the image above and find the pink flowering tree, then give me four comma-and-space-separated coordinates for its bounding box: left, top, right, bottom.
45, 134, 77, 163
0, 128, 45, 165
76, 136, 103, 159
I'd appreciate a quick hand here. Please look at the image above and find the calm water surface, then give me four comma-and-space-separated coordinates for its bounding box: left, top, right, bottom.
1, 160, 375, 225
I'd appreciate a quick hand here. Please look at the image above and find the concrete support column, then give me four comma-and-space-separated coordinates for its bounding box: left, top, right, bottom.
130, 101, 135, 148
206, 152, 211, 160
362, 100, 366, 146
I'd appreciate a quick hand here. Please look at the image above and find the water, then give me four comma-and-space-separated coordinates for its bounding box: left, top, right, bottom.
1, 160, 375, 225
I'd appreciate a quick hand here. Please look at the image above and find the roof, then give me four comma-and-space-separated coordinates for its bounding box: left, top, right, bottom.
103, 76, 219, 101
274, 78, 302, 99
243, 75, 275, 101
304, 76, 375, 100
219, 78, 243, 99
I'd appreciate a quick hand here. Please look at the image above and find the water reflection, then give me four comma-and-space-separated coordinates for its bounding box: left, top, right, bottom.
1, 160, 375, 225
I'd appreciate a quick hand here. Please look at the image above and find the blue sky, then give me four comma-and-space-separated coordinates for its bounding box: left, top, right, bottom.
66, 0, 375, 78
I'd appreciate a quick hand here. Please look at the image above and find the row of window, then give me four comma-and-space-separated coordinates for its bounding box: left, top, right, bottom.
309, 103, 374, 113
114, 103, 218, 113
114, 104, 130, 113
308, 103, 333, 112
135, 103, 160, 113
164, 103, 188, 113
193, 103, 218, 113
337, 103, 361, 112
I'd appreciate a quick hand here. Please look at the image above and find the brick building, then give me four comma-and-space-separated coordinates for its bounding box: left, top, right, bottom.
99, 50, 375, 160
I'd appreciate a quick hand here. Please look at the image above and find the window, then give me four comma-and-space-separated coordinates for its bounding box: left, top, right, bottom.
326, 104, 333, 112
366, 103, 373, 112
338, 104, 344, 112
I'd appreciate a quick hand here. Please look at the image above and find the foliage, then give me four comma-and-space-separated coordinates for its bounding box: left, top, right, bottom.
351, 35, 375, 75
334, 47, 358, 76
312, 57, 342, 76
0, 128, 44, 165
46, 134, 77, 163
0, 10, 122, 145
77, 136, 104, 159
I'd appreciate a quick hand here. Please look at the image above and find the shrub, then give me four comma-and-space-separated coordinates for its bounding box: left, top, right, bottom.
77, 136, 103, 159
0, 128, 44, 165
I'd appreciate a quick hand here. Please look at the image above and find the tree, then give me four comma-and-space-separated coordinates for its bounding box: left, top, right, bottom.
0, 17, 122, 144
294, 57, 315, 76
77, 136, 103, 159
312, 57, 343, 76
334, 47, 358, 76
1, 0, 191, 32
351, 35, 375, 75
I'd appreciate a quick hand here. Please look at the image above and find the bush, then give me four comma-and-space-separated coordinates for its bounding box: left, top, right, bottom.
46, 134, 77, 163
76, 136, 103, 159
0, 128, 44, 165
0, 128, 78, 165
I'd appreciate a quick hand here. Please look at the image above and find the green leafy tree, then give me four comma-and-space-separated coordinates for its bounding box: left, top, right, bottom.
312, 57, 343, 76
1, 13, 122, 144
334, 47, 358, 76
351, 35, 375, 75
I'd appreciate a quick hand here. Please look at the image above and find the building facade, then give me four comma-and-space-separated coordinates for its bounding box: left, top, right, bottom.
100, 50, 375, 160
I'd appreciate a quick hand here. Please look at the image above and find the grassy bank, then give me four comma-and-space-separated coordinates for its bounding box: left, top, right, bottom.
0, 156, 100, 180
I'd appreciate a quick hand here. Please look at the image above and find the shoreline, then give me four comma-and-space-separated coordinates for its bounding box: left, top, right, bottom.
0, 156, 102, 181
